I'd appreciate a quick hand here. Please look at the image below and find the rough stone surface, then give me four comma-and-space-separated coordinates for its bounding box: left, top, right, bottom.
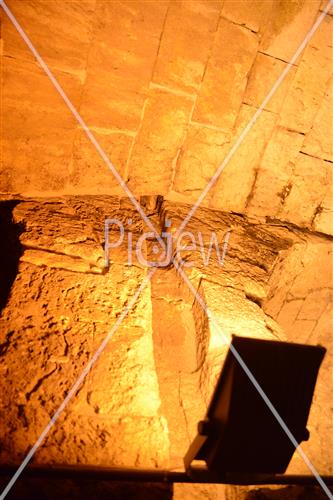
193, 18, 258, 130
1, 0, 332, 236
0, 196, 169, 468
1, 1, 333, 497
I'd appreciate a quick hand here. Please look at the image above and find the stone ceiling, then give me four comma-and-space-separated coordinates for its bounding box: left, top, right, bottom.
0, 0, 332, 234
0, 1, 332, 499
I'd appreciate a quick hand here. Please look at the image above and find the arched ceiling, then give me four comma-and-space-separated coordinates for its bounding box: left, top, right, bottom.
1, 0, 332, 234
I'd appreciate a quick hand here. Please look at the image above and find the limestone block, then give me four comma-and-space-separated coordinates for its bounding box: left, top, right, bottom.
265, 239, 333, 324
286, 305, 333, 474
69, 130, 132, 194
247, 127, 305, 217
89, 0, 167, 93
301, 77, 333, 162
210, 104, 277, 213
287, 240, 333, 296
1, 0, 95, 79
127, 88, 193, 194
298, 288, 332, 321
174, 483, 227, 500
279, 153, 331, 227
193, 18, 258, 130
78, 0, 167, 133
34, 415, 169, 467
1, 57, 81, 193
161, 200, 296, 296
276, 298, 304, 331
192, 279, 284, 403
243, 52, 296, 113
259, 0, 321, 61
172, 124, 230, 199
79, 79, 147, 133
152, 0, 221, 93
94, 0, 168, 44
0, 197, 169, 467
13, 199, 104, 270
279, 15, 333, 134
221, 0, 272, 33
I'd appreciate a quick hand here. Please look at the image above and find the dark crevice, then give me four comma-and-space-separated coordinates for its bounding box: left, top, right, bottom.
0, 201, 24, 314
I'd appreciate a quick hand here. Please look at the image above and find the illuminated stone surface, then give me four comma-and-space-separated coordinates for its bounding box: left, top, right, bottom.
1, 0, 332, 233
0, 1, 332, 498
0, 196, 331, 491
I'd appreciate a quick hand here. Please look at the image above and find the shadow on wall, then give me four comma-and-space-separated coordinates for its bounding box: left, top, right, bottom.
0, 201, 24, 314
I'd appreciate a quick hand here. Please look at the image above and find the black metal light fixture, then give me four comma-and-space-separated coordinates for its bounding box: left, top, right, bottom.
184, 335, 326, 483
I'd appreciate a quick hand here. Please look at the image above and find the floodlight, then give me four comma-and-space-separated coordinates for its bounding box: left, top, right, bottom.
184, 335, 326, 480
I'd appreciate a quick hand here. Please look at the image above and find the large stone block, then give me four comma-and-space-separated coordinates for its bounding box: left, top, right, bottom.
279, 153, 331, 227
0, 196, 169, 467
127, 88, 193, 194
172, 124, 230, 202
221, 0, 272, 33
69, 129, 132, 195
192, 279, 284, 404
259, 0, 321, 61
301, 76, 333, 162
1, 0, 95, 79
247, 127, 305, 217
192, 18, 258, 130
152, 0, 221, 93
79, 79, 147, 133
210, 104, 277, 213
243, 52, 296, 113
1, 57, 81, 194
79, 0, 167, 131
278, 15, 333, 134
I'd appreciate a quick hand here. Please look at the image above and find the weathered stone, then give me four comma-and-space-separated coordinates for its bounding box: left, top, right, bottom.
69, 130, 132, 194
278, 15, 333, 134
276, 298, 304, 331
192, 279, 284, 404
127, 88, 193, 194
313, 185, 333, 235
193, 18, 258, 130
279, 153, 331, 227
221, 0, 272, 33
79, 79, 147, 133
153, 0, 221, 93
247, 126, 305, 217
0, 196, 169, 467
243, 52, 297, 113
298, 288, 332, 321
210, 104, 277, 213
1, 57, 80, 194
1, 0, 95, 78
172, 124, 230, 202
259, 0, 321, 61
301, 76, 333, 162
88, 0, 167, 93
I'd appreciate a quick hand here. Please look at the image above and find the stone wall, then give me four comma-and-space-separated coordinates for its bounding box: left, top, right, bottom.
1, 0, 332, 234
0, 196, 332, 494
0, 1, 332, 498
